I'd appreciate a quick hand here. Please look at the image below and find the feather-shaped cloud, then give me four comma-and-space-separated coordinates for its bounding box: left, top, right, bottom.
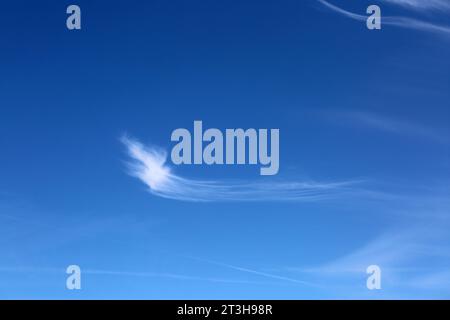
121, 135, 360, 202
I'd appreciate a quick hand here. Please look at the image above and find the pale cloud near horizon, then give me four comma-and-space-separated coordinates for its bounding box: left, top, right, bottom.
316, 0, 450, 37
286, 215, 450, 295
275, 176, 450, 297
121, 135, 361, 202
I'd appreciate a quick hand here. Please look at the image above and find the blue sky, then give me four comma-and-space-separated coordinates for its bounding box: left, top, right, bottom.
0, 0, 449, 299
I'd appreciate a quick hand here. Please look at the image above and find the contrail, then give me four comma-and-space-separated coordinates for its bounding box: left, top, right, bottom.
183, 256, 320, 287
0, 266, 293, 286
121, 135, 361, 202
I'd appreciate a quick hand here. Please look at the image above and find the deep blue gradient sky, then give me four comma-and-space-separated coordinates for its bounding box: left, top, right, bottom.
0, 0, 449, 299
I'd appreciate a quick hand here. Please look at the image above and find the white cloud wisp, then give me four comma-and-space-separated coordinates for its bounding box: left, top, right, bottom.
316, 0, 450, 37
121, 136, 359, 202
381, 0, 450, 12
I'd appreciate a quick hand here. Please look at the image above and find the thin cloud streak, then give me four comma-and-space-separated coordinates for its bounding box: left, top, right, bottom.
0, 266, 288, 286
288, 219, 450, 294
121, 135, 361, 202
82, 269, 283, 285
316, 0, 450, 37
183, 256, 319, 287
381, 0, 450, 11
338, 111, 449, 144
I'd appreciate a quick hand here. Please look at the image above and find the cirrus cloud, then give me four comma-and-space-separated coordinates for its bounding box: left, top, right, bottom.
121, 135, 362, 202
316, 0, 450, 37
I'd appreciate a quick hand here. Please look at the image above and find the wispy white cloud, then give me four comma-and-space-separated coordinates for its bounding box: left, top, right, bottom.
121, 135, 361, 202
316, 0, 450, 37
287, 216, 450, 296
381, 0, 450, 11
312, 228, 435, 273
